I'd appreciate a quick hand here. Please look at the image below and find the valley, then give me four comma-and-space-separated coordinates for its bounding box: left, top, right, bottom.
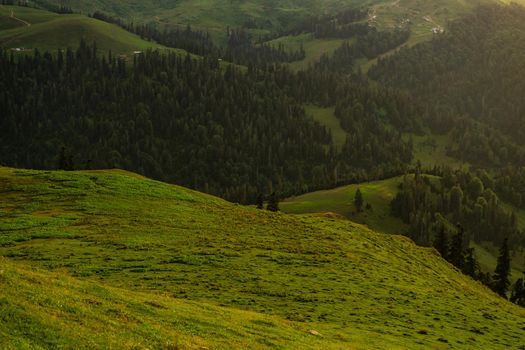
1, 0, 525, 348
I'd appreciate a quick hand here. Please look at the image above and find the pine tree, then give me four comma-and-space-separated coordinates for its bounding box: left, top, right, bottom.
493, 238, 511, 298
354, 188, 363, 212
463, 247, 479, 279
256, 193, 264, 209
449, 225, 465, 269
57, 147, 70, 170
510, 278, 524, 306
433, 226, 449, 259
266, 192, 280, 212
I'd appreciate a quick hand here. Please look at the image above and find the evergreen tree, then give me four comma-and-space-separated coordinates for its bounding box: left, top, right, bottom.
354, 188, 363, 212
449, 225, 465, 269
450, 186, 463, 219
58, 146, 68, 170
267, 192, 280, 212
464, 247, 479, 279
433, 226, 449, 259
57, 147, 73, 171
510, 278, 525, 306
493, 238, 511, 298
256, 193, 264, 210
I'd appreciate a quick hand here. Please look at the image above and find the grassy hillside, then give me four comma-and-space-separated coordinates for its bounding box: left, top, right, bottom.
0, 258, 312, 349
0, 6, 170, 55
282, 176, 407, 235
31, 0, 506, 39
1, 167, 524, 348
305, 104, 347, 149
268, 34, 348, 70
0, 257, 340, 350
282, 175, 525, 281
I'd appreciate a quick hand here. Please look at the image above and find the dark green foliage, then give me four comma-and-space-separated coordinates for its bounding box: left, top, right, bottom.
463, 247, 479, 279
510, 278, 525, 307
90, 12, 216, 57
256, 194, 264, 210
225, 28, 305, 66
390, 169, 522, 247
266, 192, 280, 212
449, 226, 465, 271
354, 188, 363, 212
433, 227, 449, 259
0, 43, 329, 202
495, 167, 525, 210
91, 12, 305, 65
492, 238, 511, 298
369, 4, 525, 167
57, 147, 74, 171
0, 40, 418, 203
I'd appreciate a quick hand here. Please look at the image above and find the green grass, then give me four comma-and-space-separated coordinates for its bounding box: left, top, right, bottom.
0, 6, 174, 55
282, 173, 524, 283
1, 167, 524, 349
0, 258, 341, 350
408, 132, 467, 169
472, 242, 524, 284
305, 104, 347, 149
267, 33, 347, 70
282, 176, 408, 235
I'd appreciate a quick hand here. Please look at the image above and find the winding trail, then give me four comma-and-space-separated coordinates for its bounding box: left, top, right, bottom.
10, 10, 31, 27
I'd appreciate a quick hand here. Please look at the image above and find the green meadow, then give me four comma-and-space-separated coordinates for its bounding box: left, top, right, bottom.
0, 6, 172, 55
1, 167, 524, 348
282, 176, 407, 235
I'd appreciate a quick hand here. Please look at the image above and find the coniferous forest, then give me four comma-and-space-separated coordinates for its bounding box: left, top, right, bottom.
2, 0, 525, 347
0, 41, 416, 202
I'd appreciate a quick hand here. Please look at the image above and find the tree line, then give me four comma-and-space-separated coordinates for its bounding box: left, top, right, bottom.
89, 11, 305, 66
0, 40, 420, 203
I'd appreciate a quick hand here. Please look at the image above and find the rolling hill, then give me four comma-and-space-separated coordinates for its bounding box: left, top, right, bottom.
1, 166, 524, 348
19, 0, 502, 70
0, 5, 171, 54
282, 175, 525, 282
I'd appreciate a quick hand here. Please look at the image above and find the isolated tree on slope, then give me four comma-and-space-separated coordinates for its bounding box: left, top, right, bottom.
267, 192, 280, 212
449, 225, 465, 270
354, 188, 363, 212
463, 247, 479, 279
433, 226, 449, 259
493, 238, 511, 298
510, 278, 525, 306
256, 193, 264, 209
450, 186, 463, 220
58, 146, 74, 171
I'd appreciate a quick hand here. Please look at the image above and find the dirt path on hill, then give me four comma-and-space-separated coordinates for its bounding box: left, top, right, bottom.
10, 10, 31, 27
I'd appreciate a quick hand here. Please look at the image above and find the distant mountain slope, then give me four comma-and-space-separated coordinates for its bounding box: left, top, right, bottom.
369, 3, 525, 167
29, 0, 502, 38
0, 6, 171, 54
0, 167, 524, 348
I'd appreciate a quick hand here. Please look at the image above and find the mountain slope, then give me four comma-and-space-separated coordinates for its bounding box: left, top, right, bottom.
0, 6, 170, 54
31, 0, 505, 37
0, 167, 524, 348
0, 257, 340, 350
282, 175, 525, 280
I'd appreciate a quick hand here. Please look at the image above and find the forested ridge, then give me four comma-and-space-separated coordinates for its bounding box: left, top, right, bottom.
391, 168, 522, 247
0, 40, 418, 202
369, 4, 525, 167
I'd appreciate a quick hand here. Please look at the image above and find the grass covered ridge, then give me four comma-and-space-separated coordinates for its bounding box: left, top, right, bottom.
282, 176, 407, 235
0, 167, 524, 349
0, 6, 171, 55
